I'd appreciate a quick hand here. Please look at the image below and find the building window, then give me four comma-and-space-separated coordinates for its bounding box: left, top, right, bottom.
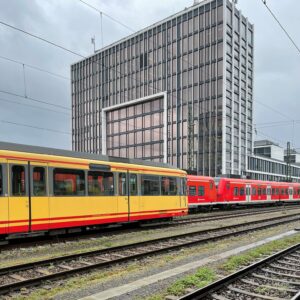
54, 169, 85, 196
88, 171, 114, 196
141, 175, 160, 195
33, 167, 47, 196
12, 165, 26, 196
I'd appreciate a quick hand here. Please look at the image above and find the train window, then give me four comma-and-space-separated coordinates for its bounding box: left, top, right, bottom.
118, 173, 127, 196
88, 171, 114, 196
54, 169, 85, 196
209, 182, 213, 189
141, 175, 160, 196
12, 165, 26, 196
226, 183, 230, 190
161, 177, 178, 195
33, 167, 46, 196
189, 186, 196, 196
129, 174, 137, 196
198, 186, 205, 196
262, 189, 266, 195
240, 188, 245, 196
272, 188, 275, 195
298, 189, 300, 195
234, 187, 239, 196
258, 188, 262, 196
276, 188, 279, 195
267, 188, 271, 195
252, 188, 256, 195
281, 189, 284, 195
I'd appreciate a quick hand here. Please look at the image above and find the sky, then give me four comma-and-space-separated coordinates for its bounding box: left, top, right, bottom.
0, 0, 299, 151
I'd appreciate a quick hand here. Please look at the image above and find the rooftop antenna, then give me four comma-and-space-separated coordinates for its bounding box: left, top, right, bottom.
91, 36, 96, 53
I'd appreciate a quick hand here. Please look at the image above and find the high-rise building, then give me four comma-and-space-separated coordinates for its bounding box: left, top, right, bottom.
71, 0, 254, 176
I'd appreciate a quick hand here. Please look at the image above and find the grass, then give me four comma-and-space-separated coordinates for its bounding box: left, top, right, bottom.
145, 233, 300, 300
221, 234, 300, 273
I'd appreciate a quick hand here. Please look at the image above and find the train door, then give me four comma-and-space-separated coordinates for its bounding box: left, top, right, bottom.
246, 185, 251, 202
8, 160, 29, 234
30, 163, 49, 231
289, 187, 293, 200
118, 172, 129, 222
267, 186, 272, 201
0, 162, 8, 235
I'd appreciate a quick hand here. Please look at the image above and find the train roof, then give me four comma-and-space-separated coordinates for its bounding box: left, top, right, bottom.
0, 141, 180, 171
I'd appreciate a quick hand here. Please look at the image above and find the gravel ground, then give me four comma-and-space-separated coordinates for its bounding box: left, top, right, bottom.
50, 221, 300, 300
1, 208, 299, 269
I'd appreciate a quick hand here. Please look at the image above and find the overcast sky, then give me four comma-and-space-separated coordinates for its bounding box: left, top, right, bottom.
0, 0, 299, 151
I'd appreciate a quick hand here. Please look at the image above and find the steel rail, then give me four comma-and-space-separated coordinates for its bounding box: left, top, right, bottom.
178, 243, 300, 300
0, 213, 299, 295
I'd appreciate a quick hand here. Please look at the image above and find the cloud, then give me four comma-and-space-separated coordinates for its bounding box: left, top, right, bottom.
0, 0, 299, 152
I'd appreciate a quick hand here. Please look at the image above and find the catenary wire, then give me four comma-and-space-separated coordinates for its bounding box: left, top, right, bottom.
0, 54, 70, 81
0, 96, 71, 116
261, 0, 300, 55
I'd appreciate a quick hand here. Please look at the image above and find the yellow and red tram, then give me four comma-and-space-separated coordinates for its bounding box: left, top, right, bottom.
0, 142, 187, 237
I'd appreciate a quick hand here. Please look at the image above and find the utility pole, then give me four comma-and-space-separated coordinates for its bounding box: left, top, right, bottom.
187, 102, 195, 173
286, 141, 292, 182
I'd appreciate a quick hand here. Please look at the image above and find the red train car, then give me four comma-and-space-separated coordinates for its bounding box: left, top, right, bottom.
187, 175, 217, 210
217, 178, 300, 205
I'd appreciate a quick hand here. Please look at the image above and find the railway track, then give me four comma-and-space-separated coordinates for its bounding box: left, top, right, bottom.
0, 213, 299, 295
179, 242, 300, 300
2, 205, 299, 250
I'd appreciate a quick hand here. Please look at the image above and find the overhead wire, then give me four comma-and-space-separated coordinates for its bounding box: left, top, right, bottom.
261, 0, 300, 55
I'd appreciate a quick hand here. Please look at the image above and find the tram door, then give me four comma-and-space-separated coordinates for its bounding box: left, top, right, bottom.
118, 172, 130, 222
0, 162, 8, 235
289, 187, 293, 200
8, 160, 30, 234
246, 185, 251, 202
30, 163, 49, 231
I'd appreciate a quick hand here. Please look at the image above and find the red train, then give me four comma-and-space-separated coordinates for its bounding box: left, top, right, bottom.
187, 175, 300, 211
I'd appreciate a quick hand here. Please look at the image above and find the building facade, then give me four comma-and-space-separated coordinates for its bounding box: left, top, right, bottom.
71, 0, 254, 176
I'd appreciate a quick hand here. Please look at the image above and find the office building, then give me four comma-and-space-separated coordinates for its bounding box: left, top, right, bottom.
71, 0, 254, 176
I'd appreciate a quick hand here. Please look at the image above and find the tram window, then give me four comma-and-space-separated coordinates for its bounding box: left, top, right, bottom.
118, 173, 127, 196
88, 171, 114, 196
54, 169, 85, 196
234, 187, 239, 196
129, 174, 137, 196
141, 175, 160, 196
252, 188, 256, 195
240, 188, 245, 196
161, 177, 178, 195
33, 167, 46, 196
0, 166, 2, 195
12, 165, 26, 196
198, 186, 205, 196
189, 186, 196, 196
